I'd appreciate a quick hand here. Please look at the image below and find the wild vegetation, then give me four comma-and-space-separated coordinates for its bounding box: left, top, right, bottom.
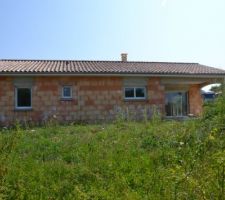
0, 92, 224, 199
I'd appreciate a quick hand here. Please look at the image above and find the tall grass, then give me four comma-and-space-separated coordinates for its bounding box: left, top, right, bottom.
0, 95, 224, 199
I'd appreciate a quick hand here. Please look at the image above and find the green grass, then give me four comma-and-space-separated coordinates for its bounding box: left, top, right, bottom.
0, 117, 224, 199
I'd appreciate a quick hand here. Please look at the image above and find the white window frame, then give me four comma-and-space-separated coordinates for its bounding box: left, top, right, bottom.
15, 87, 32, 110
124, 87, 147, 100
62, 86, 72, 99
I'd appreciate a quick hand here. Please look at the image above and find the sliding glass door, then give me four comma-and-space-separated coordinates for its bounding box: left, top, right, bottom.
165, 92, 188, 117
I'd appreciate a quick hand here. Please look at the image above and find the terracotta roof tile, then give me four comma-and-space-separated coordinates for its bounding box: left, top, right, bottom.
0, 59, 224, 76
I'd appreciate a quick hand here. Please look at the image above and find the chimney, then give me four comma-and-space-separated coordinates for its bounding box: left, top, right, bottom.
121, 53, 128, 62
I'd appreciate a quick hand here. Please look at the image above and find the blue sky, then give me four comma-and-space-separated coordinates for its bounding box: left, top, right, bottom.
0, 0, 225, 70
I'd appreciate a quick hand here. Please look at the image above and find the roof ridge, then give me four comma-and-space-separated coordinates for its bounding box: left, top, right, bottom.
0, 59, 199, 65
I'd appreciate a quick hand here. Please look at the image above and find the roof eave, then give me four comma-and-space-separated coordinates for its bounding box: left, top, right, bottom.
0, 72, 225, 78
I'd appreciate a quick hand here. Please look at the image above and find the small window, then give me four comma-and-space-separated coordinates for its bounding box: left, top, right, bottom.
125, 88, 135, 98
15, 88, 32, 109
62, 86, 72, 99
124, 87, 146, 99
136, 88, 145, 98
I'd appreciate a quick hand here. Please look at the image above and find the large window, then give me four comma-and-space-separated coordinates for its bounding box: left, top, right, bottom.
15, 88, 32, 109
62, 86, 72, 99
165, 92, 188, 116
124, 87, 146, 99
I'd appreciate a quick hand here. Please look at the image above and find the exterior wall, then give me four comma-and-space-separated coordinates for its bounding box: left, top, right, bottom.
0, 76, 206, 125
189, 84, 203, 116
148, 78, 165, 114
0, 76, 166, 125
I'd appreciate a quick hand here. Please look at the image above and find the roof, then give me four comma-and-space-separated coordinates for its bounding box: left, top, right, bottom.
0, 59, 225, 77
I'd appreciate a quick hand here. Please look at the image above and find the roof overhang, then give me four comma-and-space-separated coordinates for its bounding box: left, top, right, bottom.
0, 72, 225, 79
161, 77, 224, 84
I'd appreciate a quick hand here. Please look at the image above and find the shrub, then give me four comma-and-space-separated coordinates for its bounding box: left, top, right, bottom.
202, 83, 225, 131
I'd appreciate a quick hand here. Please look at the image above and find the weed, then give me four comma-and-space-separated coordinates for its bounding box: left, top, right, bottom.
0, 89, 224, 199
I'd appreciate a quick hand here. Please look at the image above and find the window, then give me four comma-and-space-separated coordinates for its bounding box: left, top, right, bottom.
124, 87, 146, 99
62, 86, 72, 99
15, 88, 32, 109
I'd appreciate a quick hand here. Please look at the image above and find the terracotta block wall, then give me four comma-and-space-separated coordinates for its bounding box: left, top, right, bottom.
0, 76, 166, 125
189, 84, 203, 116
148, 77, 165, 114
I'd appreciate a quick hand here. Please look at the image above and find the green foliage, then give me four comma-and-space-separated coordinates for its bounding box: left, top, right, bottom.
0, 97, 225, 199
203, 83, 225, 131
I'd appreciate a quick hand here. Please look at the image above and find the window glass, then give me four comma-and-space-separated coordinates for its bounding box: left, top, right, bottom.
165, 92, 188, 116
124, 87, 146, 99
136, 88, 145, 98
17, 88, 31, 108
63, 86, 72, 98
125, 88, 135, 98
